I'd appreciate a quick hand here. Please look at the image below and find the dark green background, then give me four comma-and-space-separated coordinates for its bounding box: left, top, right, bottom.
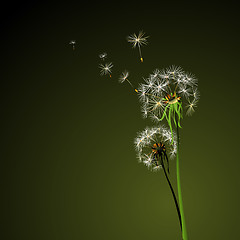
2, 2, 240, 239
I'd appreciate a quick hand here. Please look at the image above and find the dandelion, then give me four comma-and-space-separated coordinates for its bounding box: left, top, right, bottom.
99, 52, 107, 61
135, 66, 200, 240
135, 126, 177, 169
99, 62, 113, 77
136, 66, 200, 139
127, 30, 149, 62
69, 40, 76, 50
134, 126, 181, 230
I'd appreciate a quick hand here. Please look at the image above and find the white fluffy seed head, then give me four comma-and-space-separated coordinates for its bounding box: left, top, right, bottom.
134, 126, 177, 171
137, 66, 199, 119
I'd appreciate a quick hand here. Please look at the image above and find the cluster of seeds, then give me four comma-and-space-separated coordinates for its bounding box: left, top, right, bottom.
134, 126, 177, 171
137, 66, 200, 120
98, 31, 148, 79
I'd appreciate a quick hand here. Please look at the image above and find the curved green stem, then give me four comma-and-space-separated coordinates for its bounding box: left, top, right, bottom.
176, 124, 188, 240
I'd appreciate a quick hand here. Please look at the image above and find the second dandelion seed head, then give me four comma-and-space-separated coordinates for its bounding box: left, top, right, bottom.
134, 126, 177, 171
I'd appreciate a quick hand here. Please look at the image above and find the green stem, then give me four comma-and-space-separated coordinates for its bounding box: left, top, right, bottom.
176, 124, 188, 240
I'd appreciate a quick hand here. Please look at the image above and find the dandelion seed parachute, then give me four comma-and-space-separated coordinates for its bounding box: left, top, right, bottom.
99, 62, 113, 77
119, 71, 139, 93
127, 31, 149, 62
69, 40, 76, 50
119, 71, 129, 84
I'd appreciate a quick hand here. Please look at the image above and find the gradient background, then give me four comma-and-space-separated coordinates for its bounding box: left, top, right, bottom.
2, 2, 240, 239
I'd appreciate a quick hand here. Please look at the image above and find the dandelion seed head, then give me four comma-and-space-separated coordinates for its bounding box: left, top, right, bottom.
137, 66, 199, 119
134, 126, 177, 171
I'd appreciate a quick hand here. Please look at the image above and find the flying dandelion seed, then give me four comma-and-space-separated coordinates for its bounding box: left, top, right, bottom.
99, 52, 107, 61
127, 31, 149, 62
99, 62, 113, 77
119, 71, 138, 93
69, 40, 76, 50
119, 71, 129, 83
